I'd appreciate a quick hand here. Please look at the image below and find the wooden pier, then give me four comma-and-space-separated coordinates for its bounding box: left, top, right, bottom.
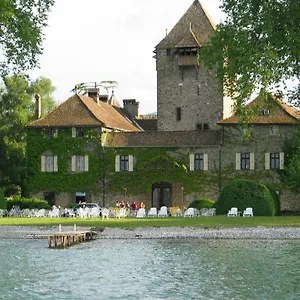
47, 230, 97, 248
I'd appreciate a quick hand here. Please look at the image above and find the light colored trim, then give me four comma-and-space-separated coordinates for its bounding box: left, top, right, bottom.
71, 156, 76, 172
84, 155, 89, 172
203, 154, 208, 171
265, 153, 270, 170
250, 153, 255, 170
235, 153, 241, 170
41, 155, 45, 172
189, 154, 195, 171
54, 156, 58, 172
72, 127, 76, 138
115, 155, 120, 172
280, 152, 284, 170
128, 155, 133, 172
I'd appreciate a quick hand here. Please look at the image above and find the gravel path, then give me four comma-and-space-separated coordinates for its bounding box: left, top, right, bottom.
1, 226, 300, 240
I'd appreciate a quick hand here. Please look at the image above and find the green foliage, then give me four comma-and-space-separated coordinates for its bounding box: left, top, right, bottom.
281, 128, 300, 191
202, 0, 300, 107
188, 198, 215, 210
265, 185, 281, 216
216, 179, 275, 216
0, 75, 55, 194
0, 0, 55, 75
0, 189, 7, 209
7, 196, 50, 210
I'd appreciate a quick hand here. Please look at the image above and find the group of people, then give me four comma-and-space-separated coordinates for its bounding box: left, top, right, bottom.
115, 201, 145, 210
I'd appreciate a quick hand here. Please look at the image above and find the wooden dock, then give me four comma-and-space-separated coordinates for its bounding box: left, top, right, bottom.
47, 231, 97, 248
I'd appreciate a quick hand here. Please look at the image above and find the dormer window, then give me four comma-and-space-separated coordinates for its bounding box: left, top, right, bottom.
262, 109, 270, 115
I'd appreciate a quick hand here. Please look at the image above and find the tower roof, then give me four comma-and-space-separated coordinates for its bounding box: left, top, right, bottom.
156, 0, 216, 49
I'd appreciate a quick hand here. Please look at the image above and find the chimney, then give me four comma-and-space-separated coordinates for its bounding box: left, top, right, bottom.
123, 99, 139, 118
87, 88, 100, 104
35, 94, 41, 119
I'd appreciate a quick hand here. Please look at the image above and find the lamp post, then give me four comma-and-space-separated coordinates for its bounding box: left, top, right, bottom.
102, 145, 105, 207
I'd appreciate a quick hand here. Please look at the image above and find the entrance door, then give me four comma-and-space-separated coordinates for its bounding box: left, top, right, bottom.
152, 182, 172, 208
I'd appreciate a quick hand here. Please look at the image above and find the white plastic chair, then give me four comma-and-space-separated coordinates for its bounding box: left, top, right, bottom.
136, 208, 146, 218
102, 208, 109, 219
35, 209, 46, 217
158, 206, 168, 217
148, 207, 158, 217
184, 208, 199, 217
243, 207, 254, 217
227, 207, 238, 217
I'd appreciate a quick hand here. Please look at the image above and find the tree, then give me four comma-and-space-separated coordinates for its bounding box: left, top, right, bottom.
0, 75, 56, 195
281, 128, 300, 192
202, 0, 300, 108
0, 0, 55, 75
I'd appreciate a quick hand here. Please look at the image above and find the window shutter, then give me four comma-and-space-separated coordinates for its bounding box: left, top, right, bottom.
72, 127, 76, 138
115, 155, 120, 172
189, 154, 195, 171
41, 155, 46, 172
71, 156, 76, 171
280, 152, 284, 170
203, 154, 208, 171
84, 155, 89, 171
235, 153, 241, 170
265, 153, 270, 170
128, 155, 133, 172
54, 156, 58, 172
250, 153, 255, 170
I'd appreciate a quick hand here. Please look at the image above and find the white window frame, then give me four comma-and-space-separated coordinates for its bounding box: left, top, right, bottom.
115, 155, 133, 172
41, 155, 58, 172
265, 152, 284, 170
71, 155, 89, 172
189, 153, 208, 171
236, 153, 254, 170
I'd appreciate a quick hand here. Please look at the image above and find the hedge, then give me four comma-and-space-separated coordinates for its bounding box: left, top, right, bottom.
216, 179, 275, 216
7, 196, 51, 210
188, 198, 215, 210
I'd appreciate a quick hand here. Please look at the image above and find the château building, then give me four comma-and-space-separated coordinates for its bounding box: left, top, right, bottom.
27, 0, 300, 211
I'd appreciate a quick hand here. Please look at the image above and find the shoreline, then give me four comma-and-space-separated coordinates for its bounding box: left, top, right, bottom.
1, 225, 300, 240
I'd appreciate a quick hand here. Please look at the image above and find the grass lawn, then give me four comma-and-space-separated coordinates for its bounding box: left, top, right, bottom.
0, 216, 300, 228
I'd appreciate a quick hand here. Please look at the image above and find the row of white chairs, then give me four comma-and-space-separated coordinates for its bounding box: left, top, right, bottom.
227, 207, 254, 217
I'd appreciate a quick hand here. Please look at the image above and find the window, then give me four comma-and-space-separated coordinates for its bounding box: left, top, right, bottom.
203, 123, 209, 130
71, 155, 89, 172
236, 153, 254, 170
115, 155, 134, 172
72, 127, 85, 138
262, 109, 270, 115
265, 152, 284, 170
46, 128, 58, 138
196, 123, 203, 130
189, 153, 208, 171
197, 84, 200, 95
270, 125, 279, 136
176, 107, 182, 121
41, 155, 58, 172
166, 49, 171, 56
179, 83, 183, 96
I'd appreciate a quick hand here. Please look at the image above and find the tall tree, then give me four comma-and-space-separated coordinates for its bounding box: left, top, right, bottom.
0, 0, 55, 75
202, 0, 300, 107
0, 75, 56, 195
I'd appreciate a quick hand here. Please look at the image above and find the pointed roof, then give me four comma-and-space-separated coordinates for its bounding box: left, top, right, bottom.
176, 28, 201, 48
218, 94, 300, 125
156, 0, 216, 49
28, 94, 141, 132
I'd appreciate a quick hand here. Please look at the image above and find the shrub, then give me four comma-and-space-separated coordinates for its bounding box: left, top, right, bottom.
7, 196, 51, 210
216, 179, 275, 216
265, 185, 281, 216
188, 198, 215, 210
66, 202, 78, 209
0, 189, 7, 210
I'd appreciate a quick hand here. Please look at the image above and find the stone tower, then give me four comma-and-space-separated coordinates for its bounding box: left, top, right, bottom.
155, 0, 234, 132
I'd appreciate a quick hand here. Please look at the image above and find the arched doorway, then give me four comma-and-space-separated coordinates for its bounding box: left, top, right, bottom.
152, 182, 172, 208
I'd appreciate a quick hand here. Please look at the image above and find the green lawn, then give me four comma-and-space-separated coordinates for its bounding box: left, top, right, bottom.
0, 216, 300, 228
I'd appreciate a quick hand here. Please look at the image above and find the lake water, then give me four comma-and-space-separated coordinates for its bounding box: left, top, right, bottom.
1, 238, 300, 300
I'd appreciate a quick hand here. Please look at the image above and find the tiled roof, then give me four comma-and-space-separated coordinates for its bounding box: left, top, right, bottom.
28, 94, 141, 132
156, 0, 215, 49
105, 130, 221, 147
134, 118, 157, 131
218, 94, 300, 125
176, 29, 201, 48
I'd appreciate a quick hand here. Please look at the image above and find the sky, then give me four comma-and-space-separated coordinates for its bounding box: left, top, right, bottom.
30, 0, 224, 114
